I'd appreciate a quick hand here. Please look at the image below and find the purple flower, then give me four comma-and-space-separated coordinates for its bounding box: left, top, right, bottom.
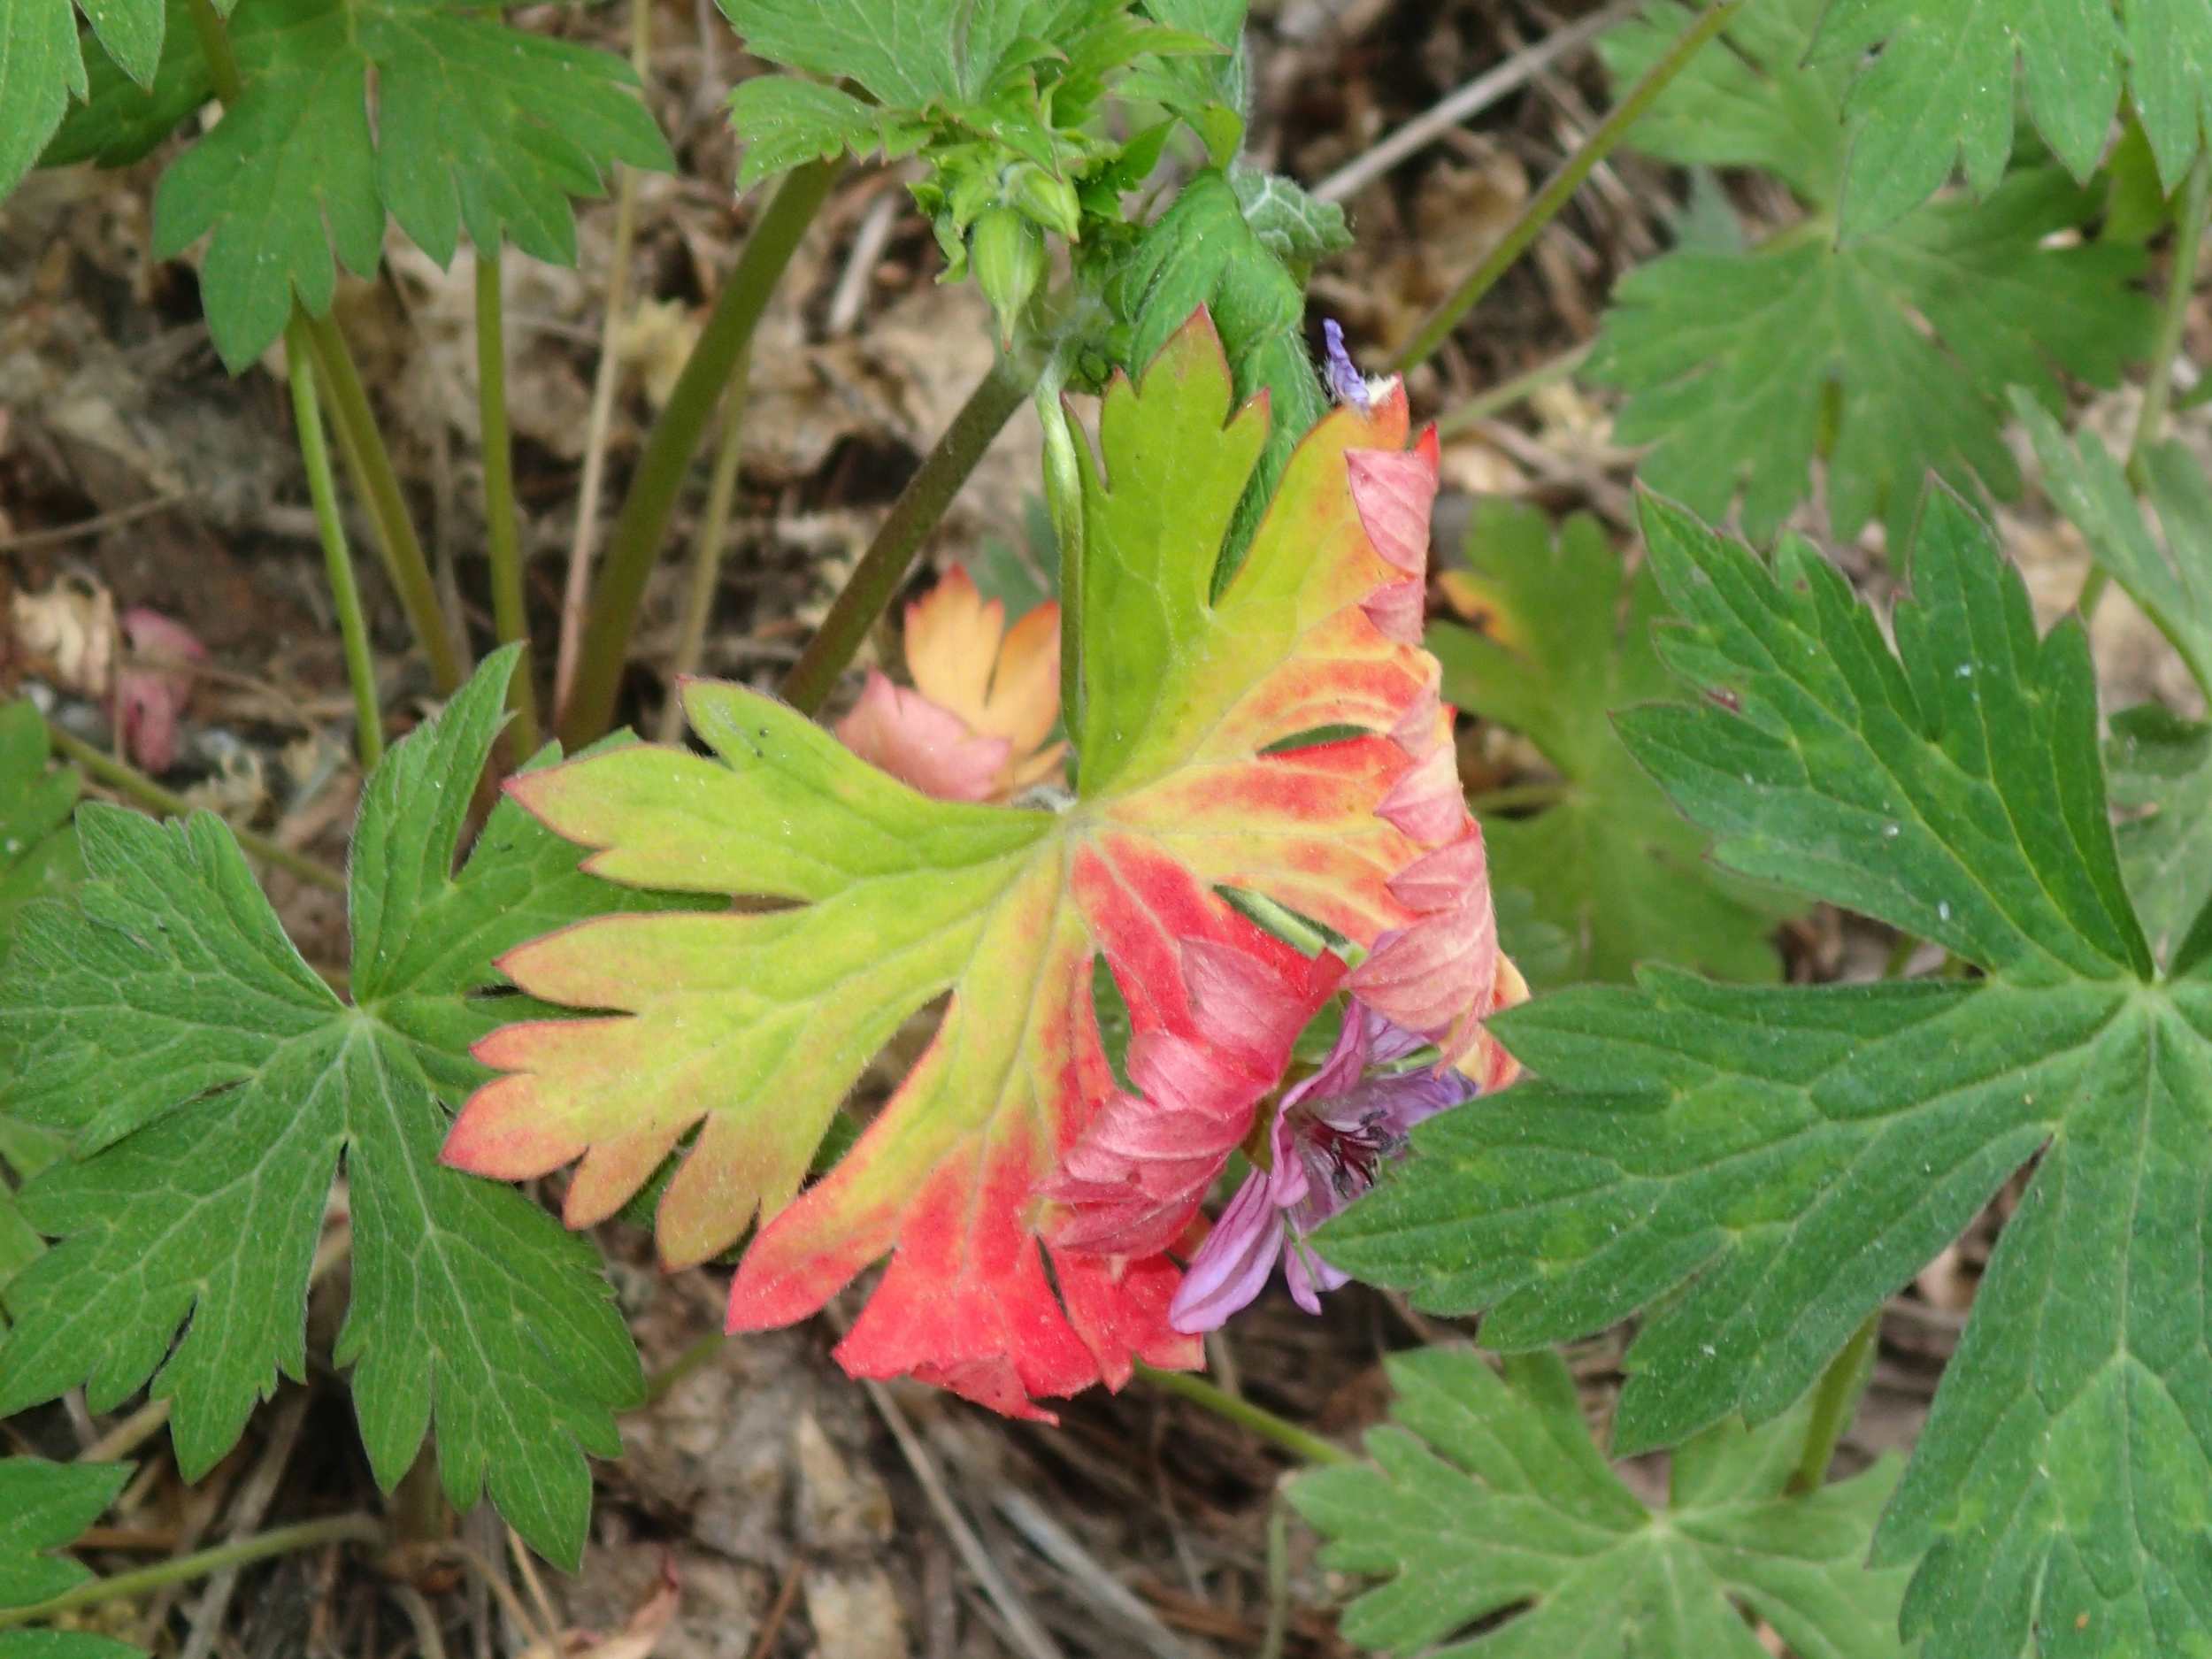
1167, 1002, 1479, 1333
1322, 319, 1371, 411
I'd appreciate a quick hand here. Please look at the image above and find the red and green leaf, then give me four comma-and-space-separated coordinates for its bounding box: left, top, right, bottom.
443, 313, 1509, 1415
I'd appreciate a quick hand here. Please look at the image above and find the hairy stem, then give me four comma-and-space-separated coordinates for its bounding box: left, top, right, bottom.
1786, 1313, 1880, 1495
1035, 380, 1085, 739
0, 1515, 382, 1630
560, 159, 841, 747
553, 0, 657, 715
780, 354, 1034, 716
284, 314, 384, 769
182, 0, 242, 100
48, 720, 347, 893
304, 311, 463, 693
1132, 1363, 1355, 1466
1435, 342, 1594, 436
476, 249, 540, 757
657, 344, 752, 744
183, 0, 453, 693
1390, 0, 1743, 373
2132, 146, 2212, 475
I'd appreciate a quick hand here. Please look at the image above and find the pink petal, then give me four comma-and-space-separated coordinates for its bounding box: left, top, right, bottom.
1283, 1238, 1350, 1314
116, 607, 205, 775
1348, 824, 1501, 1068
834, 670, 1011, 803
1167, 1170, 1285, 1333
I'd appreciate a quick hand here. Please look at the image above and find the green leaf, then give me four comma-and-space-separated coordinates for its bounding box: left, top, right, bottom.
1432, 500, 1798, 987
39, 0, 209, 170
0, 704, 81, 950
0, 0, 168, 203
1589, 171, 2153, 547
1809, 0, 2212, 235
726, 77, 923, 190
1110, 167, 1327, 586
1227, 165, 1350, 270
1325, 488, 2212, 1657
1289, 1347, 1911, 1658
0, 649, 688, 1569
1594, 0, 2154, 548
2016, 390, 2212, 701
2108, 703, 2212, 968
122, 0, 670, 369
0, 1458, 137, 1658
1600, 0, 1853, 207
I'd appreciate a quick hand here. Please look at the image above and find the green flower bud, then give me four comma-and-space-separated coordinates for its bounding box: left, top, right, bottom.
971, 207, 1045, 347
1012, 168, 1082, 242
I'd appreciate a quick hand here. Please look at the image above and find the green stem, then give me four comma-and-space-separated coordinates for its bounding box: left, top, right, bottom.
560, 158, 841, 747
1786, 1313, 1879, 1494
1132, 1362, 1354, 1466
1390, 0, 1744, 373
182, 0, 242, 100
284, 315, 384, 770
0, 1514, 381, 1630
48, 720, 347, 893
1035, 379, 1085, 741
2131, 145, 2212, 476
1435, 342, 1594, 437
780, 354, 1034, 716
476, 248, 540, 757
303, 311, 464, 694
657, 344, 753, 744
180, 0, 453, 695
637, 1331, 727, 1407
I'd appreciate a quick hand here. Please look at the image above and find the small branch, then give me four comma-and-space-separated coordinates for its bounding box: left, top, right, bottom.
180, 1387, 311, 1659
0, 495, 191, 555
45, 720, 348, 893
1035, 380, 1085, 741
77, 1399, 173, 1466
637, 1330, 727, 1407
1434, 342, 1594, 436
1259, 1492, 1290, 1659
856, 1374, 1067, 1659
1311, 0, 1644, 204
1390, 0, 1743, 373
476, 249, 541, 757
555, 0, 655, 715
1131, 1363, 1354, 1466
745, 1555, 808, 1659
303, 311, 464, 693
0, 1515, 382, 1631
1786, 1313, 1879, 1496
285, 314, 385, 769
1467, 780, 1570, 813
657, 344, 752, 743
561, 158, 842, 747
779, 354, 1033, 716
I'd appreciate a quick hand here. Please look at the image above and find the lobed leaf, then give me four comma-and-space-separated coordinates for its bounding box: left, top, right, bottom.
2108, 704, 2212, 970
2016, 390, 2212, 701
1290, 1348, 1911, 1658
1431, 499, 1799, 987
447, 314, 1509, 1417
1592, 0, 2154, 547
0, 704, 81, 951
1325, 487, 2212, 1657
0, 1458, 138, 1657
1810, 0, 2212, 238
0, 0, 166, 202
0, 650, 689, 1568
52, 0, 672, 368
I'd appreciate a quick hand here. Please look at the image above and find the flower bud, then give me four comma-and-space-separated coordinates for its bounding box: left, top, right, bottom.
1011, 168, 1082, 242
971, 207, 1045, 347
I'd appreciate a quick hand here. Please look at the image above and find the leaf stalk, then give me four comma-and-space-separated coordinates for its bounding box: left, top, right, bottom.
476, 249, 541, 756
657, 344, 753, 744
0, 1514, 382, 1630
1390, 0, 1744, 373
45, 719, 347, 893
780, 352, 1035, 716
560, 158, 842, 747
1785, 1312, 1879, 1495
1131, 1362, 1355, 1466
284, 314, 385, 769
